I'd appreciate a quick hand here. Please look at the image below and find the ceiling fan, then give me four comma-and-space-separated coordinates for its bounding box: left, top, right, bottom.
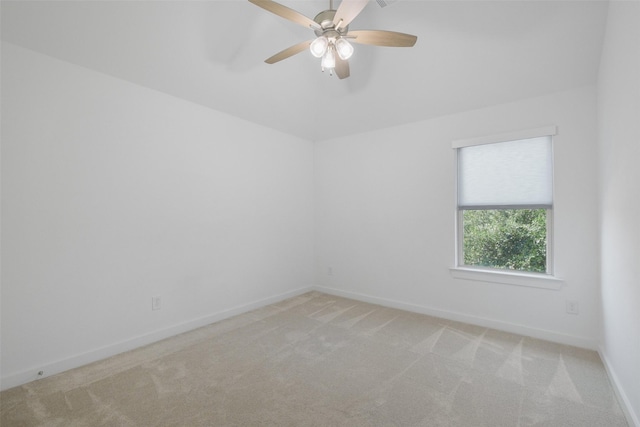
248, 0, 417, 79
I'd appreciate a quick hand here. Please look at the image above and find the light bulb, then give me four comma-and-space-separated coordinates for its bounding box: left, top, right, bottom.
310, 36, 329, 58
321, 47, 336, 70
335, 38, 354, 60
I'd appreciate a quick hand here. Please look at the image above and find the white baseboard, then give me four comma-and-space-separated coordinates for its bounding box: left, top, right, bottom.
598, 346, 640, 427
1, 286, 314, 391
2, 284, 604, 392
313, 285, 599, 350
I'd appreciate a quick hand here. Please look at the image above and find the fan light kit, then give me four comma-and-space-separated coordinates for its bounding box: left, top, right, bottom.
249, 0, 417, 79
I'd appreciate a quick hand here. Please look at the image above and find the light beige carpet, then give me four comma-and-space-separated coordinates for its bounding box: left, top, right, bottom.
0, 292, 628, 426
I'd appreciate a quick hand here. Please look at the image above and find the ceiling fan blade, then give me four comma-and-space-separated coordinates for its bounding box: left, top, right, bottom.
348, 30, 417, 47
335, 56, 350, 79
249, 0, 320, 30
265, 40, 312, 64
333, 0, 369, 30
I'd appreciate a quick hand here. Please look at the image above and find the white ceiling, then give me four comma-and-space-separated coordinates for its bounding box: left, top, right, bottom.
1, 0, 609, 141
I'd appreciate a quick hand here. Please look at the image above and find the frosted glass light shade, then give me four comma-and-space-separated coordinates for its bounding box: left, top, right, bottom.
321, 48, 335, 69
310, 37, 329, 58
458, 136, 553, 208
335, 38, 354, 60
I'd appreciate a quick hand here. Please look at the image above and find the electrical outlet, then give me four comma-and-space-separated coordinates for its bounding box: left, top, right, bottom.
152, 296, 162, 311
566, 300, 579, 315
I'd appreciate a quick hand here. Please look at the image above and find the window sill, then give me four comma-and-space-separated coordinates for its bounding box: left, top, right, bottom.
449, 267, 563, 290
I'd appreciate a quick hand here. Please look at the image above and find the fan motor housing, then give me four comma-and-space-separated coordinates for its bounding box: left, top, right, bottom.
313, 10, 348, 37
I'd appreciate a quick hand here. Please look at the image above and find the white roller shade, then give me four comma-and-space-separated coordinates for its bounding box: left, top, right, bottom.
458, 136, 553, 209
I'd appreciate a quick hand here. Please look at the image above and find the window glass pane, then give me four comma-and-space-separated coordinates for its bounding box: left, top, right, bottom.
463, 209, 547, 273
458, 136, 552, 208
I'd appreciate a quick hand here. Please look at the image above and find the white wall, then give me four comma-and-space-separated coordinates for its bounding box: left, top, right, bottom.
315, 86, 600, 348
0, 43, 314, 389
597, 1, 640, 425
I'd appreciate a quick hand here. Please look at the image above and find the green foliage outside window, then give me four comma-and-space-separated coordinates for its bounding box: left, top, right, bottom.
462, 209, 547, 273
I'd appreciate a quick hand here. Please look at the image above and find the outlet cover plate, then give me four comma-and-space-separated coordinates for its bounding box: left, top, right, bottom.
566, 300, 579, 315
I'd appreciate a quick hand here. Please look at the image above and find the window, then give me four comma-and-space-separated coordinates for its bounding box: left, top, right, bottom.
453, 127, 556, 276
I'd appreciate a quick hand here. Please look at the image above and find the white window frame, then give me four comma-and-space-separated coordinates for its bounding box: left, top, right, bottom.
450, 126, 563, 290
